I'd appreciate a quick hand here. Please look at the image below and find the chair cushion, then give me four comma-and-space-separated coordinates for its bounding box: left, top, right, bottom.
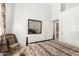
8, 38, 16, 45
9, 43, 19, 48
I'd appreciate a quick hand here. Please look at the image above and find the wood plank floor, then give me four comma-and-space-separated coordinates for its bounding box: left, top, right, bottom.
14, 40, 79, 56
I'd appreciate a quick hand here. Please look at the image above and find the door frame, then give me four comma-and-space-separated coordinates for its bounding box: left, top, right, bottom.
53, 19, 59, 40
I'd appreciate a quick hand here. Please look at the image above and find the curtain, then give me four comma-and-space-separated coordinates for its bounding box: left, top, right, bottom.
0, 3, 5, 43
0, 17, 4, 36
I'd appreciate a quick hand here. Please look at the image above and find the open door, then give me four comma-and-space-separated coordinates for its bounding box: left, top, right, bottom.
53, 20, 59, 40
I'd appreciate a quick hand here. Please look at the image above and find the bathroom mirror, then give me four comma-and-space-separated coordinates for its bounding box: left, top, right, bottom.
28, 19, 42, 34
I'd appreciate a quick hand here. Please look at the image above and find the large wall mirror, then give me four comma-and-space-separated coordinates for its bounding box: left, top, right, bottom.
28, 19, 42, 34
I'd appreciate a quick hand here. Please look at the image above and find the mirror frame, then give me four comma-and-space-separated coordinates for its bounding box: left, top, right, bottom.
28, 19, 42, 34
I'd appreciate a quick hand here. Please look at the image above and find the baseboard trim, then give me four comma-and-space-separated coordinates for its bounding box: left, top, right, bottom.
28, 39, 52, 44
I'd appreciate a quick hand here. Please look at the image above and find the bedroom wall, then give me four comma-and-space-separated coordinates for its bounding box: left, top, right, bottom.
59, 6, 79, 47
12, 3, 53, 46
65, 3, 79, 10
6, 3, 14, 33
51, 3, 60, 20
60, 3, 79, 12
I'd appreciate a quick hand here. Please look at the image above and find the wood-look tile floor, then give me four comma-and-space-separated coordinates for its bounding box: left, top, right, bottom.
14, 40, 79, 56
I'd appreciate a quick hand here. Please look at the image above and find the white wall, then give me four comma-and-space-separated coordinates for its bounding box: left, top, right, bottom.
66, 3, 79, 10
12, 3, 53, 46
60, 3, 66, 12
6, 3, 14, 33
59, 6, 79, 47
51, 3, 60, 20
60, 3, 79, 12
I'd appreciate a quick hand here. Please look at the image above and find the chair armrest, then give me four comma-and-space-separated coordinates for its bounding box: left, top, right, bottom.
9, 43, 19, 48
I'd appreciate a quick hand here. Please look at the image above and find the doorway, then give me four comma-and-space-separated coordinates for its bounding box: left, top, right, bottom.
53, 20, 59, 40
